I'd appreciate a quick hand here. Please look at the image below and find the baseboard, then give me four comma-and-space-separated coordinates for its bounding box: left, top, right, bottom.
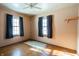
0, 39, 29, 48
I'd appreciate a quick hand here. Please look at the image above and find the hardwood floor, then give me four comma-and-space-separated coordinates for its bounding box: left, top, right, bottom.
0, 41, 77, 56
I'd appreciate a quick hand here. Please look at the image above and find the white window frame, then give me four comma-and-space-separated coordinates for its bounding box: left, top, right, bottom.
42, 17, 48, 36
12, 16, 20, 36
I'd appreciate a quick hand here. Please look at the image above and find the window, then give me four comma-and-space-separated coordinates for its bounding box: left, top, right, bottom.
38, 15, 52, 38
42, 17, 47, 36
12, 17, 20, 36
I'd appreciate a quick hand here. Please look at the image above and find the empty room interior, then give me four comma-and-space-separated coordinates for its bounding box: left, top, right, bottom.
0, 3, 79, 56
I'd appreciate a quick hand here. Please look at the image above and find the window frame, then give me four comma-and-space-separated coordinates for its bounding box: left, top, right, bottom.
42, 17, 48, 36
12, 16, 20, 36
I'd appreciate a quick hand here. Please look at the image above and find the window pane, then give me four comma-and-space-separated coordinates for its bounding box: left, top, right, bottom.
16, 22, 19, 26
13, 19, 17, 23
13, 30, 20, 35
43, 18, 47, 27
13, 27, 16, 31
43, 30, 47, 35
43, 23, 47, 26
16, 27, 20, 30
13, 22, 17, 26
16, 19, 19, 22
13, 17, 20, 36
13, 19, 19, 26
16, 30, 20, 35
13, 27, 20, 35
42, 17, 47, 35
13, 31, 16, 35
43, 27, 47, 31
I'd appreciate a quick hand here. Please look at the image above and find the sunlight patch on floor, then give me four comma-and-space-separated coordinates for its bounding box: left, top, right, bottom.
11, 48, 22, 56
24, 41, 47, 50
30, 48, 52, 55
24, 41, 77, 56
30, 48, 42, 53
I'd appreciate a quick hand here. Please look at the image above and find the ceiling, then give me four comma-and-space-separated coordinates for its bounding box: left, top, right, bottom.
0, 3, 78, 15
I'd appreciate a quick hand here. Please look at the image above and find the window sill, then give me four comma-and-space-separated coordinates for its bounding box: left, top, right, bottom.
43, 35, 47, 37
13, 35, 20, 37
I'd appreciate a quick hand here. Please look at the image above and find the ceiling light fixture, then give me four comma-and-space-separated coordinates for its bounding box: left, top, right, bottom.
23, 3, 41, 9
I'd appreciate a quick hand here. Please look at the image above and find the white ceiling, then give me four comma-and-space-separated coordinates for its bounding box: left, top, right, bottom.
0, 3, 78, 15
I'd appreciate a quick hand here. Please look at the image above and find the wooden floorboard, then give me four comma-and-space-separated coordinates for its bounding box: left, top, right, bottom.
0, 40, 77, 56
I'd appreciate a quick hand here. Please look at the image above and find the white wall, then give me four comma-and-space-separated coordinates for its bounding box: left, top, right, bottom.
31, 6, 78, 50
77, 6, 79, 55
0, 7, 31, 47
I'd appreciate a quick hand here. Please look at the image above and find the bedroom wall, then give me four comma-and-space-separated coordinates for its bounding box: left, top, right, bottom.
0, 7, 31, 47
30, 5, 78, 50
77, 6, 79, 54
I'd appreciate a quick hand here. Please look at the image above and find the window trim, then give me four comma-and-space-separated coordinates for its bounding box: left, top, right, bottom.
12, 16, 20, 36
42, 17, 48, 36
